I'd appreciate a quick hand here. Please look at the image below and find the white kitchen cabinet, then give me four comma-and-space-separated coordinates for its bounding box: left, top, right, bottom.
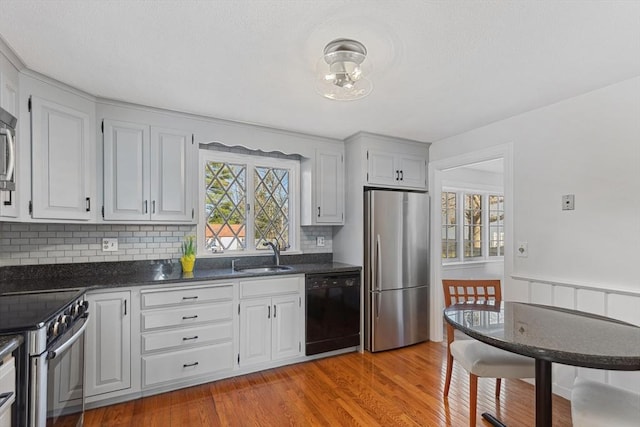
343, 132, 428, 191
30, 96, 94, 220
103, 120, 195, 222
239, 297, 272, 366
270, 294, 301, 361
238, 276, 303, 368
301, 146, 345, 225
367, 148, 427, 189
85, 291, 131, 397
139, 283, 235, 388
0, 356, 15, 427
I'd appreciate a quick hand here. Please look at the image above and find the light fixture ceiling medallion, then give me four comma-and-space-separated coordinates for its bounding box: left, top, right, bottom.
315, 38, 372, 101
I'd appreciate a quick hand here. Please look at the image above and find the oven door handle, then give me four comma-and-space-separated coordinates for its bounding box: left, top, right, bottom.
47, 313, 90, 360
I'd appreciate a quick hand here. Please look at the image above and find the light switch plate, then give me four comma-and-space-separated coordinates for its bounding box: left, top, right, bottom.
316, 236, 325, 247
102, 238, 118, 252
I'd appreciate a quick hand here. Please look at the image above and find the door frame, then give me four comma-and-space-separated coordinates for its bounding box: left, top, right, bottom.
428, 143, 513, 341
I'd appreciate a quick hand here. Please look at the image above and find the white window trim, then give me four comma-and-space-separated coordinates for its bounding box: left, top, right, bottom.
442, 185, 504, 265
198, 149, 300, 257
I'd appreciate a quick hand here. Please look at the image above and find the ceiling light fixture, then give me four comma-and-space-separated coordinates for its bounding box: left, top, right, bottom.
315, 38, 372, 101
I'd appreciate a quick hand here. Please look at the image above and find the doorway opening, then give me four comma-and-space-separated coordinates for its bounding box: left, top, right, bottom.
428, 144, 512, 341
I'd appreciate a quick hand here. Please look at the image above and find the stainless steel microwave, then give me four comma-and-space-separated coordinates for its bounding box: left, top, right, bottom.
0, 106, 17, 191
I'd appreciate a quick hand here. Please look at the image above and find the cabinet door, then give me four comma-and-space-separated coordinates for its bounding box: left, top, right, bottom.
271, 295, 301, 361
0, 70, 18, 218
239, 298, 272, 367
367, 149, 397, 187
150, 127, 194, 222
85, 291, 131, 397
31, 96, 93, 220
103, 120, 150, 220
397, 155, 426, 189
316, 149, 344, 224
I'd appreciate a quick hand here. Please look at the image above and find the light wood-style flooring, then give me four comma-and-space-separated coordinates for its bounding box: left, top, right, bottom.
85, 340, 572, 426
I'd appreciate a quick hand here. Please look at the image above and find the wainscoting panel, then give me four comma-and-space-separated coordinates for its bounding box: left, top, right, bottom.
511, 275, 640, 399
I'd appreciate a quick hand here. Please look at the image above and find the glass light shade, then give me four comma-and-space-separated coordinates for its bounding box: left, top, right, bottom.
315, 50, 372, 101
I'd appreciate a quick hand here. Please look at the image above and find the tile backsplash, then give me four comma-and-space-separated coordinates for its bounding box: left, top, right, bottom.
0, 223, 332, 266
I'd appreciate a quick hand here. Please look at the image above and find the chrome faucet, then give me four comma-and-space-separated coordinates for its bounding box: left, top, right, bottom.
231, 258, 241, 271
263, 242, 280, 266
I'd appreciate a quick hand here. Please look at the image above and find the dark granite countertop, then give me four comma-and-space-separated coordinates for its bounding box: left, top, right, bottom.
0, 255, 361, 294
444, 301, 640, 370
0, 334, 23, 360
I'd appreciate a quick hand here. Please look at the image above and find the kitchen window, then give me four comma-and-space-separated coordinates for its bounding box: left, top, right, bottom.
441, 189, 503, 263
198, 150, 299, 254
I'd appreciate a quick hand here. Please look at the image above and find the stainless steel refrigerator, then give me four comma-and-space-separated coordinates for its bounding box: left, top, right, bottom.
365, 189, 429, 352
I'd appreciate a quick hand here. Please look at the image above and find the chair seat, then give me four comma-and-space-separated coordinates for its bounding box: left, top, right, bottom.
571, 377, 640, 427
450, 339, 535, 378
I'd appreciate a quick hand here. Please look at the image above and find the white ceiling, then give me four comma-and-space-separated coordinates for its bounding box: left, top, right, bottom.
1, 1, 638, 143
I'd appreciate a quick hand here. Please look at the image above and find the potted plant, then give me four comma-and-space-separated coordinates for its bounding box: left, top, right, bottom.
180, 235, 196, 273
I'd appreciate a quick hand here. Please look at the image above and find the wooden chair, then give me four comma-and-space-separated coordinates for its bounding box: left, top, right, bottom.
442, 279, 535, 426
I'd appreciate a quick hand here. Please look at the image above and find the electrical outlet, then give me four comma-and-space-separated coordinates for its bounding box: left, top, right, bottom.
102, 238, 118, 252
517, 241, 528, 257
316, 236, 325, 247
562, 194, 575, 210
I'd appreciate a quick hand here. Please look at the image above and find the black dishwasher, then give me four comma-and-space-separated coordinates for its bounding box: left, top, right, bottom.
306, 271, 361, 355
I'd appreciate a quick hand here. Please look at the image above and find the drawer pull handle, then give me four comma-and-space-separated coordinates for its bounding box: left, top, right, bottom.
182, 336, 199, 341
182, 296, 199, 300
182, 315, 198, 320
183, 362, 199, 368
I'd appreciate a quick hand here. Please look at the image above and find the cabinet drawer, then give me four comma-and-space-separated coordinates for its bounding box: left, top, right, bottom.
141, 302, 233, 331
240, 276, 300, 298
141, 321, 233, 353
0, 356, 15, 417
142, 342, 234, 387
142, 284, 233, 309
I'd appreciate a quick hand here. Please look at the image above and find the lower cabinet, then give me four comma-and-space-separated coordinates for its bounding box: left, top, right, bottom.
239, 276, 303, 368
139, 283, 235, 388
83, 274, 310, 408
85, 291, 132, 397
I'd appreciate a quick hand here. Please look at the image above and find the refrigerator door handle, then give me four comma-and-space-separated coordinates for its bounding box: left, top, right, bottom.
375, 292, 381, 319
375, 234, 382, 292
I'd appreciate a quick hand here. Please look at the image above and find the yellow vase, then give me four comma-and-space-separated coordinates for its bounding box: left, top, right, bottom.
180, 256, 195, 273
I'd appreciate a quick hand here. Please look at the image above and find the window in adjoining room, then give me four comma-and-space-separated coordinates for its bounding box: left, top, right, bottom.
441, 189, 503, 263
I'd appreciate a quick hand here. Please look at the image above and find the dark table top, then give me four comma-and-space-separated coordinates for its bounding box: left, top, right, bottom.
444, 301, 640, 371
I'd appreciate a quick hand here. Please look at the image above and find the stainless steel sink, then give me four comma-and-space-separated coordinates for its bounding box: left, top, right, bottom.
234, 265, 293, 274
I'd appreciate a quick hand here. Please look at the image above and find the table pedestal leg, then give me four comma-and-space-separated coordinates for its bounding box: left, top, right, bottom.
535, 359, 553, 427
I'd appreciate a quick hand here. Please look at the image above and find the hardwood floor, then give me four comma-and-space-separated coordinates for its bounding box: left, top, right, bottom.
85, 340, 572, 426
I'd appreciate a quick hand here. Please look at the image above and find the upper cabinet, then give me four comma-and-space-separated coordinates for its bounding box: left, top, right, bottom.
30, 95, 95, 220
301, 146, 345, 225
367, 149, 427, 189
348, 132, 429, 190
103, 119, 196, 222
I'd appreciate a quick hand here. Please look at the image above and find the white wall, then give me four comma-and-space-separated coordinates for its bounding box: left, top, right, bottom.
430, 76, 640, 397
432, 76, 640, 292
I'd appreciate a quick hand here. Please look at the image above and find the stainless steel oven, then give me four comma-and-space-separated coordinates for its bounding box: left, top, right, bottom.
0, 289, 88, 427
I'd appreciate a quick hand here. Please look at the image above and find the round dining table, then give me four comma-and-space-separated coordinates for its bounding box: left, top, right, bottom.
443, 300, 640, 427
